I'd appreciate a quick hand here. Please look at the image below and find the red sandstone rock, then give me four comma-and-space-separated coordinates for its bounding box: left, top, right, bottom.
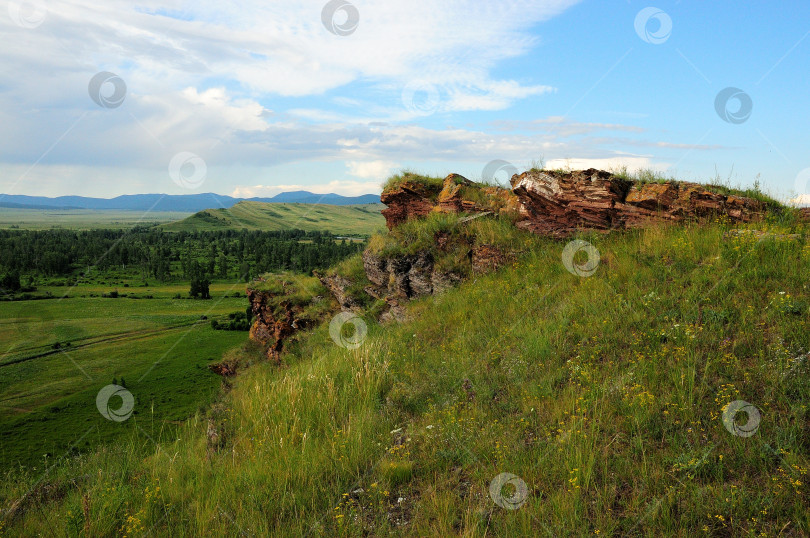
247, 289, 302, 363
510, 169, 765, 237
380, 174, 521, 229
380, 181, 440, 229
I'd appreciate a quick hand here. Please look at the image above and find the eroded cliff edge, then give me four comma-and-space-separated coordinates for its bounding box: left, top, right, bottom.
247, 168, 792, 363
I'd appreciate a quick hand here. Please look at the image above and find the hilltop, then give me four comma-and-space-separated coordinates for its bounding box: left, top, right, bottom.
2, 169, 808, 536
161, 201, 386, 235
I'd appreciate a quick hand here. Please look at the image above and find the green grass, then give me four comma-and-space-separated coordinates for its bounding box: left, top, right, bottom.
610, 167, 785, 208
366, 212, 530, 276
1, 217, 809, 536
249, 273, 334, 321
161, 202, 386, 235
0, 284, 251, 471
381, 171, 446, 193
0, 209, 190, 230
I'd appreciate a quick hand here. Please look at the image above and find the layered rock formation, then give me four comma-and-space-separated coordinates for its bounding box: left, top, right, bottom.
380, 173, 520, 229
247, 289, 298, 363
510, 169, 765, 237
316, 272, 363, 311
380, 169, 766, 237
247, 168, 781, 364
362, 250, 462, 299
246, 278, 330, 363
380, 181, 438, 229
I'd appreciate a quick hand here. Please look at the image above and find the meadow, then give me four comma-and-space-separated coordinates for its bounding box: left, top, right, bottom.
0, 281, 251, 471
0, 209, 189, 230
1, 213, 807, 536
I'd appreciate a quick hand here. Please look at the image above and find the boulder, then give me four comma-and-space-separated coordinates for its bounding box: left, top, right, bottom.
380, 181, 441, 229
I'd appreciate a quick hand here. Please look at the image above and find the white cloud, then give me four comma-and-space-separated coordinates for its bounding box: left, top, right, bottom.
347, 160, 398, 180
545, 156, 670, 173
1, 0, 717, 200
789, 194, 810, 207
0, 0, 580, 108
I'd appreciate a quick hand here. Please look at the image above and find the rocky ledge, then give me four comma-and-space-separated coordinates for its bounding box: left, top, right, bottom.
246, 276, 333, 363
246, 169, 789, 365
381, 173, 520, 229
380, 168, 769, 237
510, 168, 766, 237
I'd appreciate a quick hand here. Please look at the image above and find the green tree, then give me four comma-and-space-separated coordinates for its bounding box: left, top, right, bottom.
188, 261, 211, 299
0, 271, 21, 292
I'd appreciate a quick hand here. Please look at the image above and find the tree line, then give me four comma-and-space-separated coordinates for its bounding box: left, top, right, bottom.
0, 228, 364, 284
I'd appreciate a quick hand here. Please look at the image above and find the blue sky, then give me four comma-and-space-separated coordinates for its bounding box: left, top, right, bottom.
1, 0, 808, 203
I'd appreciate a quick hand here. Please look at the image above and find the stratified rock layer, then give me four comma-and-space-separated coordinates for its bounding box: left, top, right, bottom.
510, 169, 765, 237
380, 174, 520, 229
247, 289, 298, 363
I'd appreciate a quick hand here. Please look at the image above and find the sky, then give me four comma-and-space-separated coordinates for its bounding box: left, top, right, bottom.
1, 0, 809, 203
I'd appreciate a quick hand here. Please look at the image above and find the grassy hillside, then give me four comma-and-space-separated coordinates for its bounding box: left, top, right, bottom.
1, 213, 809, 535
162, 201, 386, 235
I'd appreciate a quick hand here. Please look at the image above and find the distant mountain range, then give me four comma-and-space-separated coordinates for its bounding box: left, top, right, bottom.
0, 191, 381, 211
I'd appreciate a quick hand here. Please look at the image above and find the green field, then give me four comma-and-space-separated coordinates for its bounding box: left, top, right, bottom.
0, 209, 190, 230
0, 282, 251, 470
162, 201, 386, 235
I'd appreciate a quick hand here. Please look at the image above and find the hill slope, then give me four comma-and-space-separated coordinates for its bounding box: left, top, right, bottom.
3, 208, 808, 535
161, 201, 386, 235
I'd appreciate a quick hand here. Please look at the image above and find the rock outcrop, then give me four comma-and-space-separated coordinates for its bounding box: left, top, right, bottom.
362, 243, 512, 300
246, 168, 785, 363
247, 289, 299, 363
246, 277, 330, 363
380, 173, 520, 229
316, 272, 363, 311
510, 169, 765, 237
362, 250, 449, 299
381, 182, 438, 230
380, 169, 769, 238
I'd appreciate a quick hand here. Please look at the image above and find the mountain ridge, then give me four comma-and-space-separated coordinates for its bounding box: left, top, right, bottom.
0, 191, 381, 211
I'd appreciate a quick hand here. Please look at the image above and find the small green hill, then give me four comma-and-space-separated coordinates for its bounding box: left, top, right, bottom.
162, 201, 386, 235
